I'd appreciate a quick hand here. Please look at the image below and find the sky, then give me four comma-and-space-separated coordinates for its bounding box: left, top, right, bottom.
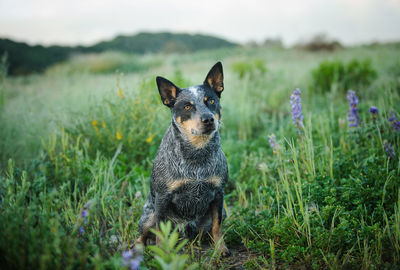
1, 0, 400, 46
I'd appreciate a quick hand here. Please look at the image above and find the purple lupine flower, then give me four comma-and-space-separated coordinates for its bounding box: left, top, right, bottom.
384, 140, 395, 159
79, 202, 90, 234
369, 106, 378, 114
369, 106, 378, 124
82, 209, 88, 218
268, 134, 276, 149
268, 134, 278, 154
122, 250, 133, 260
290, 88, 304, 132
129, 259, 141, 270
122, 249, 143, 270
388, 111, 400, 132
347, 90, 360, 127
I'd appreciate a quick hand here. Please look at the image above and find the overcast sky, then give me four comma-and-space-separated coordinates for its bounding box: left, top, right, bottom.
1, 0, 400, 46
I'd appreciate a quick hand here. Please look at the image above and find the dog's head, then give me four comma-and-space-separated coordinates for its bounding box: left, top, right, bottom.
156, 62, 224, 149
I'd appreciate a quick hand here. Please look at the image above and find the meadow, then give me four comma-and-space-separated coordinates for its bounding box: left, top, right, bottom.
0, 44, 399, 269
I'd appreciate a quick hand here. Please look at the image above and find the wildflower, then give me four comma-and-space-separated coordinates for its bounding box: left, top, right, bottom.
346, 90, 360, 127
117, 87, 124, 99
290, 88, 304, 132
369, 106, 378, 114
257, 162, 268, 172
122, 248, 143, 270
384, 140, 395, 159
91, 120, 99, 133
135, 191, 142, 199
369, 106, 378, 124
79, 202, 90, 235
388, 111, 400, 132
117, 128, 123, 140
268, 134, 278, 154
145, 134, 154, 143
101, 121, 106, 128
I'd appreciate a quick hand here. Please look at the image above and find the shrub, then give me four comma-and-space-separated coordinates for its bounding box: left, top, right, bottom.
231, 59, 267, 79
311, 58, 377, 93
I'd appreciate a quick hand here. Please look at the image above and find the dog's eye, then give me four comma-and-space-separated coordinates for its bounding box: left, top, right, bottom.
184, 105, 191, 111
209, 99, 215, 105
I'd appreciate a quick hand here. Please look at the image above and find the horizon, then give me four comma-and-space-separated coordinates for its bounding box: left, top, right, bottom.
1, 30, 399, 49
1, 0, 400, 47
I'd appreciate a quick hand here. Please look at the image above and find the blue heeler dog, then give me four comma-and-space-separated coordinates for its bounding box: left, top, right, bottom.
136, 62, 230, 256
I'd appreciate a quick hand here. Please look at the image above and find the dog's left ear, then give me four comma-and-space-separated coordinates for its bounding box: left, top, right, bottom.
204, 62, 224, 97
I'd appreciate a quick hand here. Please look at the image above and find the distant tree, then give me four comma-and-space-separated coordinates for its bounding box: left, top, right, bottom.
0, 33, 238, 75
295, 33, 343, 51
263, 38, 283, 48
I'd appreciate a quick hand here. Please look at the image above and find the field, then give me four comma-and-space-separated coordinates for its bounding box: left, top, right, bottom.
0, 45, 400, 269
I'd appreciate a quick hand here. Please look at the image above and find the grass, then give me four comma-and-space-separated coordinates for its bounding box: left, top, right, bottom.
0, 45, 400, 269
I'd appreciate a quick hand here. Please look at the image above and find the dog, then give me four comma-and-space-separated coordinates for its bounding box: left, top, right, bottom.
136, 62, 230, 256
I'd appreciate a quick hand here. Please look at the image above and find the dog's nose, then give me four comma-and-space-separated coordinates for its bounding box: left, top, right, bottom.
201, 114, 214, 125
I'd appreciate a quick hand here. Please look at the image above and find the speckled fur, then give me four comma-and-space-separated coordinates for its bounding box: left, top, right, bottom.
137, 63, 229, 255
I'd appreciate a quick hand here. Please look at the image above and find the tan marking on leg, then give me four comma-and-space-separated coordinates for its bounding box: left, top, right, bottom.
211, 205, 229, 256
167, 179, 190, 191
207, 176, 222, 187
136, 213, 155, 246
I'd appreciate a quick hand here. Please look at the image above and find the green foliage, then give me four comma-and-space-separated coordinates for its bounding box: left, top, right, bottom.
225, 110, 400, 268
311, 58, 377, 93
0, 157, 144, 269
1, 46, 400, 269
231, 59, 267, 79
148, 222, 198, 270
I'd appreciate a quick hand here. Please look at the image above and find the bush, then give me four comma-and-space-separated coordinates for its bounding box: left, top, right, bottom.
231, 59, 267, 79
311, 58, 377, 93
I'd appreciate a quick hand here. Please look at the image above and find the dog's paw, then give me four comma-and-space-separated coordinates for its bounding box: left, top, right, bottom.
217, 245, 231, 257
221, 248, 231, 257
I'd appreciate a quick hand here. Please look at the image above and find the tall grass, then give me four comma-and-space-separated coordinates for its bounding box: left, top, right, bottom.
0, 52, 7, 109
1, 45, 400, 269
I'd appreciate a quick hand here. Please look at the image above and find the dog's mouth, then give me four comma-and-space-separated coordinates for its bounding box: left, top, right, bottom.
191, 124, 216, 136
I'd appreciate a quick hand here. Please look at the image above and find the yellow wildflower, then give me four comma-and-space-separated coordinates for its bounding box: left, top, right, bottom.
91, 120, 99, 132
116, 129, 122, 140
117, 87, 124, 99
146, 134, 154, 143
101, 121, 106, 128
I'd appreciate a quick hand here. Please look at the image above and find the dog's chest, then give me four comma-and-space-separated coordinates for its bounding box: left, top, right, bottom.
168, 177, 221, 220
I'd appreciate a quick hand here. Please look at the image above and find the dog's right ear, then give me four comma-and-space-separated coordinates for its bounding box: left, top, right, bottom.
156, 76, 181, 107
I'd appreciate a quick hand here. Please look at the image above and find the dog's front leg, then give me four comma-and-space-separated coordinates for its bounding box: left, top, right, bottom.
211, 191, 230, 257
154, 192, 171, 246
